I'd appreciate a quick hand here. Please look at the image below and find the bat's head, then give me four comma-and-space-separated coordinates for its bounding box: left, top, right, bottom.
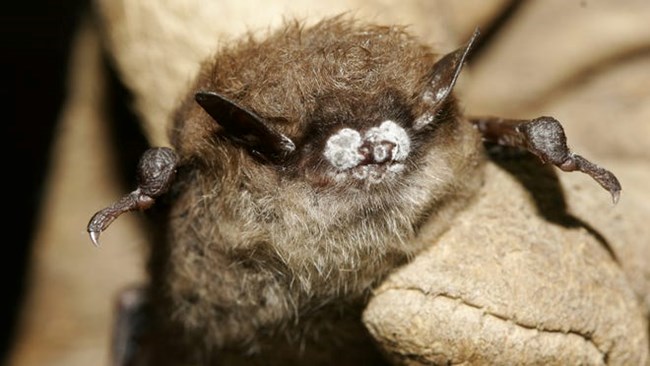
162, 18, 487, 281
173, 18, 482, 206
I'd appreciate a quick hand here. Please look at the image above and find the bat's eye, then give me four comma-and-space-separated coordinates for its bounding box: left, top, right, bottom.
323, 120, 410, 184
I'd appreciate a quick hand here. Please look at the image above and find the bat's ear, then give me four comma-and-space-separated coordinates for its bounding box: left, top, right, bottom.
414, 29, 480, 130
195, 91, 296, 162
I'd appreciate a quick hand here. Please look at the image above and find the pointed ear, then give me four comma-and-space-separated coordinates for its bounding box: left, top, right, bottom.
414, 28, 480, 130
195, 91, 296, 161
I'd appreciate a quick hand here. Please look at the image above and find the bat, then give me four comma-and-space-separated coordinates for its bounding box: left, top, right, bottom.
87, 17, 621, 366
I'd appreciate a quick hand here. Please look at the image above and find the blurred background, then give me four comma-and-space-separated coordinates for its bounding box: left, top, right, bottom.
2, 0, 87, 362
3, 0, 649, 365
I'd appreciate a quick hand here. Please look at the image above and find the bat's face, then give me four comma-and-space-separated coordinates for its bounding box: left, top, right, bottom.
175, 19, 478, 197
286, 87, 449, 192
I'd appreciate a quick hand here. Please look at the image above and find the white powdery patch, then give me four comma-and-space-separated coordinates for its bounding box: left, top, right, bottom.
351, 165, 369, 180
435, 86, 449, 102
324, 121, 411, 184
413, 91, 440, 130
364, 120, 411, 161
387, 163, 405, 174
413, 112, 434, 130
323, 128, 364, 170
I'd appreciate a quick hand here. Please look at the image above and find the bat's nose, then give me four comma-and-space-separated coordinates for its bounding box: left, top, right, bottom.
358, 141, 396, 165
324, 120, 411, 171
363, 120, 410, 163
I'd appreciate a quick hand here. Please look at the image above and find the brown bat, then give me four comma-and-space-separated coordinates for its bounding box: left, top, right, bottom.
88, 17, 621, 366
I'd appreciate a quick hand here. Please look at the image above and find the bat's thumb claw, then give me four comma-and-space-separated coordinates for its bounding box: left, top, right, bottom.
89, 230, 101, 247
599, 170, 621, 205
87, 207, 116, 247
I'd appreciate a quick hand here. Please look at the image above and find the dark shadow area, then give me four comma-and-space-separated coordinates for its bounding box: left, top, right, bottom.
484, 143, 618, 262
0, 0, 88, 361
1, 2, 149, 362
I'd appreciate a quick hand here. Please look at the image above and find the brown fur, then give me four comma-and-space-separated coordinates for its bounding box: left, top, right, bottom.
12, 2, 650, 366
148, 17, 484, 365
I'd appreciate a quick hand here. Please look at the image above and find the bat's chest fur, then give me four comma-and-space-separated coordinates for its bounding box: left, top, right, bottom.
152, 165, 447, 350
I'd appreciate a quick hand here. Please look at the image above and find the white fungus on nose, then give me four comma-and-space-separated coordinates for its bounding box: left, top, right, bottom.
323, 121, 411, 172
323, 128, 364, 170
364, 120, 410, 161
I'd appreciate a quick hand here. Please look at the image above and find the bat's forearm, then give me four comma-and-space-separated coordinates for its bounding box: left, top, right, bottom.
469, 116, 621, 203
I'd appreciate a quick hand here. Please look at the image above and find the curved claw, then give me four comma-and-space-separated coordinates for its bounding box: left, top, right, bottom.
89, 230, 101, 247
558, 153, 622, 205
87, 191, 151, 247
86, 147, 179, 246
612, 189, 621, 205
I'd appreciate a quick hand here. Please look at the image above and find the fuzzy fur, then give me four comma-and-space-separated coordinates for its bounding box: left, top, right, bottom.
12, 2, 650, 366
147, 17, 484, 365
